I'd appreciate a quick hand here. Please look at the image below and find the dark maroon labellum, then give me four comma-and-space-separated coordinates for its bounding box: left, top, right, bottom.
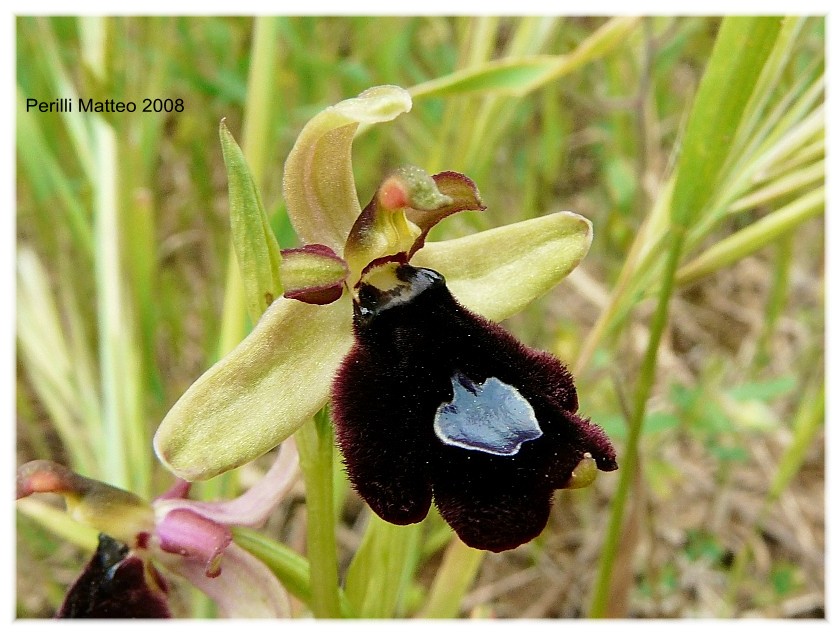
57, 534, 171, 619
332, 264, 617, 552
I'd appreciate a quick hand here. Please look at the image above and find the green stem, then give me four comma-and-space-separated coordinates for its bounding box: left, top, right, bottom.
233, 526, 356, 617
753, 233, 794, 369
419, 537, 484, 618
296, 409, 342, 618
589, 226, 687, 618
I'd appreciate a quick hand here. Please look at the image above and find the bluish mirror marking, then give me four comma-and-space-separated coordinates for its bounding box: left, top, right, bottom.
434, 371, 543, 456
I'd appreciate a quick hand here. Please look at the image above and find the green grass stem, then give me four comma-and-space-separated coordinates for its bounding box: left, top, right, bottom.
296, 409, 342, 618
589, 17, 782, 616
418, 537, 485, 618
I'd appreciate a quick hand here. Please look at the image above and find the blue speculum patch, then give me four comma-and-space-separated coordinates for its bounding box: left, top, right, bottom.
433, 371, 543, 456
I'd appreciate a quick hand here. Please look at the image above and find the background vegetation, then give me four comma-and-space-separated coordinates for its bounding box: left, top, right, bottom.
16, 16, 824, 618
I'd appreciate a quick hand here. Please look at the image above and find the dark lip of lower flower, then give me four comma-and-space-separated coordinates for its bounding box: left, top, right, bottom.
332, 263, 617, 552
57, 534, 171, 619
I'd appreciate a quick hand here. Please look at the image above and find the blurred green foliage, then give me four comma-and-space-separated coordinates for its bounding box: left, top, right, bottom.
16, 15, 823, 618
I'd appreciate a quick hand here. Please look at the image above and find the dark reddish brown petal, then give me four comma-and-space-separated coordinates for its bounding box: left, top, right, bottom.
280, 243, 348, 305
332, 340, 434, 525
433, 474, 554, 553
284, 284, 345, 305
331, 263, 617, 550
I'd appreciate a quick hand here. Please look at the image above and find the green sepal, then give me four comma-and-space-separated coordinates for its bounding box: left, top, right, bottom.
282, 86, 412, 253
411, 211, 593, 322
220, 120, 284, 322
153, 296, 353, 481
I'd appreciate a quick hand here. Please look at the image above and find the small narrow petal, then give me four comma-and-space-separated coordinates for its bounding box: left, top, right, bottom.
280, 244, 348, 305
154, 296, 353, 481
283, 85, 412, 251
156, 508, 232, 578
173, 542, 291, 618
406, 170, 485, 257
155, 440, 299, 528
411, 211, 593, 322
156, 479, 191, 501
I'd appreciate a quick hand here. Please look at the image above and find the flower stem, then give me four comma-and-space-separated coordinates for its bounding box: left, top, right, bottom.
588, 226, 686, 617
419, 537, 484, 618
296, 408, 342, 618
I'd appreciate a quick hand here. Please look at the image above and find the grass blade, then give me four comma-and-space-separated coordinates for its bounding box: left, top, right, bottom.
589, 16, 783, 617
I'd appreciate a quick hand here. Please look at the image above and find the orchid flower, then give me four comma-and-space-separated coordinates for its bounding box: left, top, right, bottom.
152, 85, 616, 551
16, 441, 298, 618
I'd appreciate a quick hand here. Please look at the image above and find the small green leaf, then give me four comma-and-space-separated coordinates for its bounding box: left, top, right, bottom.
771, 564, 800, 597
685, 530, 725, 562
766, 379, 823, 503
412, 211, 592, 322
233, 526, 355, 616
153, 296, 353, 481
220, 120, 283, 322
282, 85, 412, 252
410, 55, 570, 98
231, 526, 311, 605
709, 445, 749, 463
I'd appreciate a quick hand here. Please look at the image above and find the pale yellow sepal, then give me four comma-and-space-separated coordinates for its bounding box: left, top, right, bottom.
282, 86, 412, 252
411, 211, 593, 322
154, 296, 354, 481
